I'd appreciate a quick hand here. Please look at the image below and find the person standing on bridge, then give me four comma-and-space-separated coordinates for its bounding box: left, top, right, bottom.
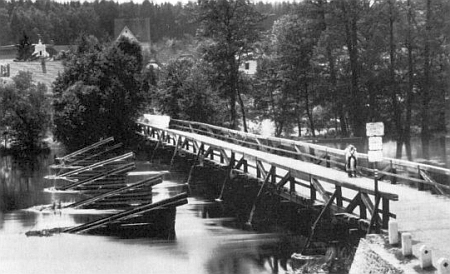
345, 145, 358, 177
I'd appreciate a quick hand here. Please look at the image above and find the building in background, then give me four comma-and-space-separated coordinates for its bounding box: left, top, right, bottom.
114, 18, 151, 52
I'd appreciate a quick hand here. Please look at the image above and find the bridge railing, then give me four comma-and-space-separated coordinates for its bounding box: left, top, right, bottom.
168, 119, 450, 195
136, 121, 398, 232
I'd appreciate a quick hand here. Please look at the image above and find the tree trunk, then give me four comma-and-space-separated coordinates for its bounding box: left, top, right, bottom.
342, 0, 364, 137
421, 0, 432, 159
237, 88, 248, 132
304, 82, 315, 137
387, 0, 404, 159
405, 0, 414, 161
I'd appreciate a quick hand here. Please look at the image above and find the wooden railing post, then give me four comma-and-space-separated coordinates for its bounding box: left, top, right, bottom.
310, 175, 316, 204
418, 167, 425, 191
389, 160, 397, 184
290, 178, 295, 193
336, 185, 343, 207
382, 197, 390, 229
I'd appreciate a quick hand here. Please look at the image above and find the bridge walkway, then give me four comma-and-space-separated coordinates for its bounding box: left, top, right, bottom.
138, 121, 450, 261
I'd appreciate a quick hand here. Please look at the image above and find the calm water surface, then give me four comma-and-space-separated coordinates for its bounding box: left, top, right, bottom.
0, 146, 290, 274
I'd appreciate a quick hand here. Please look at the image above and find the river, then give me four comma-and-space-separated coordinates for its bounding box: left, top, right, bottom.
4, 133, 440, 274
0, 145, 297, 274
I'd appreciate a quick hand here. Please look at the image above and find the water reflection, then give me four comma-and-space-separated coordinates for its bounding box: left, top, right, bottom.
0, 151, 299, 274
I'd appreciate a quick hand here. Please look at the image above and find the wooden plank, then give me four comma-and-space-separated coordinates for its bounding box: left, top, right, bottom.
57, 152, 134, 178
64, 193, 188, 234
66, 175, 163, 209
56, 137, 115, 162
57, 163, 135, 191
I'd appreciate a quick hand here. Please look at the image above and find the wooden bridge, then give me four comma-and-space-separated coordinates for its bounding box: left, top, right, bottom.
137, 117, 450, 260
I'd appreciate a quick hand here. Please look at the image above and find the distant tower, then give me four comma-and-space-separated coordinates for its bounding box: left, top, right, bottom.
32, 39, 49, 58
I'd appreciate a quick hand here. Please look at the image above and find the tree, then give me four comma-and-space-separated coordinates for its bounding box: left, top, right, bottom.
53, 36, 146, 149
0, 71, 51, 152
195, 0, 264, 130
15, 32, 33, 61
152, 58, 227, 125
0, 8, 10, 46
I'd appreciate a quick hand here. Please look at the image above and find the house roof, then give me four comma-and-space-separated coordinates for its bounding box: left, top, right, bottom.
114, 18, 151, 43
117, 26, 138, 42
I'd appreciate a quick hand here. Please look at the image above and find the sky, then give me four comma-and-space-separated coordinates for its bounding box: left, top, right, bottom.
57, 0, 298, 5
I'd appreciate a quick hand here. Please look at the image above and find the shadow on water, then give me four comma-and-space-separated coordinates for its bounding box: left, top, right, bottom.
0, 142, 355, 274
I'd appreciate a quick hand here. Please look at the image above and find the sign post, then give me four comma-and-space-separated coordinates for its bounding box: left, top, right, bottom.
366, 122, 384, 234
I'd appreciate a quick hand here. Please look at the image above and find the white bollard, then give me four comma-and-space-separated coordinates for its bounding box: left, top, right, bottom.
437, 258, 450, 274
419, 245, 432, 269
401, 233, 412, 257
388, 220, 399, 245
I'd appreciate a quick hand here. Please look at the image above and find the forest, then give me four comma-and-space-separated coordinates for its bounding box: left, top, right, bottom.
0, 0, 449, 161
0, 0, 290, 45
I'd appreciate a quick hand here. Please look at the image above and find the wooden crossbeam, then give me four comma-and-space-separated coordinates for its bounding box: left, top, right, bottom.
203, 147, 213, 159
192, 140, 200, 153
310, 177, 331, 203
361, 193, 382, 225
218, 148, 230, 166
345, 193, 361, 214
234, 157, 248, 172
293, 145, 307, 161
420, 170, 446, 194
256, 160, 267, 179
247, 166, 275, 225
378, 165, 393, 180
276, 172, 292, 188
302, 189, 337, 253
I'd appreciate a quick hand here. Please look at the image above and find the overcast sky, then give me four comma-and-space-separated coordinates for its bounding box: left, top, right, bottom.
60, 0, 298, 5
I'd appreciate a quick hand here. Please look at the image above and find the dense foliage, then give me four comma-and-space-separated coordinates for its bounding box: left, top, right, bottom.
151, 57, 227, 125
0, 0, 288, 46
2, 0, 448, 160
0, 71, 51, 152
251, 0, 450, 159
53, 36, 146, 149
195, 0, 265, 130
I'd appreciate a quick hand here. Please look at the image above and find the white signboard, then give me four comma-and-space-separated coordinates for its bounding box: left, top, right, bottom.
368, 136, 383, 151
368, 150, 383, 162
366, 122, 385, 137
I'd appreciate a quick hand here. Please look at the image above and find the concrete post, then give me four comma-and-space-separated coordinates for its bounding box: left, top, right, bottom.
419, 245, 432, 269
437, 258, 450, 274
388, 220, 399, 245
401, 233, 412, 257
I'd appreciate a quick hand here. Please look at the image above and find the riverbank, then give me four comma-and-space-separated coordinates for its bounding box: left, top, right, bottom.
350, 233, 445, 274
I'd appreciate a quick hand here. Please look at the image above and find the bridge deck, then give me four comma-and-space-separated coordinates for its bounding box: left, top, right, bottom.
177, 129, 450, 259
172, 128, 393, 196
176, 129, 450, 259
140, 123, 450, 260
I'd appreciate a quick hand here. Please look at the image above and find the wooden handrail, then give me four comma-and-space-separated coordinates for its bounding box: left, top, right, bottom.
164, 119, 450, 185
138, 119, 450, 194
169, 119, 450, 173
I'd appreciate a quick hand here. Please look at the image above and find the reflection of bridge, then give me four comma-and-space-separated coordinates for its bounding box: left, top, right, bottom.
137, 118, 450, 263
